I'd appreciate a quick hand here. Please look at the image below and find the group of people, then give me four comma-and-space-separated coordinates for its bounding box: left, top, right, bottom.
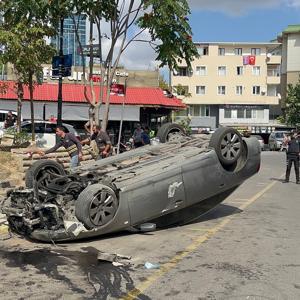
283, 131, 300, 184
38, 122, 153, 171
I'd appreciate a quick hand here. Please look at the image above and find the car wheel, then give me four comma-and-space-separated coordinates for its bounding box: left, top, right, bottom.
156, 123, 186, 143
209, 127, 243, 166
25, 160, 66, 189
75, 184, 119, 229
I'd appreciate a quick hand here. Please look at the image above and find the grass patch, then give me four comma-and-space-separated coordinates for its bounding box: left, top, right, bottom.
0, 151, 24, 185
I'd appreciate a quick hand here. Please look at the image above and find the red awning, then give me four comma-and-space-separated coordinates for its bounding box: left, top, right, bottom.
0, 81, 185, 109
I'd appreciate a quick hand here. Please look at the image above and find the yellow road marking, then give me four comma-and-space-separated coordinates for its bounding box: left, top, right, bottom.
122, 178, 280, 300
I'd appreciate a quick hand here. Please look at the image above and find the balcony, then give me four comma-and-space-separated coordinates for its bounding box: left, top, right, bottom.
267, 69, 281, 84
266, 55, 281, 64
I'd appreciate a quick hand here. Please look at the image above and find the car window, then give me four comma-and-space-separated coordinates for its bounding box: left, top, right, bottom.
45, 123, 57, 133
0, 113, 5, 122
22, 123, 45, 134
275, 132, 284, 138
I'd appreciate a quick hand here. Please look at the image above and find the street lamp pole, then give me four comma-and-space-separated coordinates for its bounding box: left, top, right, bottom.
57, 16, 64, 127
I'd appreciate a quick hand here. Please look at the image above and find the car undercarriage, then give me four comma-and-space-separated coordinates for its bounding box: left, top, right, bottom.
1, 126, 261, 242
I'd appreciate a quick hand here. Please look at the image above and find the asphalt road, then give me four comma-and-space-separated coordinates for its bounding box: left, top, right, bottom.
0, 151, 299, 300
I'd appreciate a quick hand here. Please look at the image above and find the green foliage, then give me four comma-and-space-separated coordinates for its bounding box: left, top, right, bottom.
173, 84, 191, 97
5, 127, 30, 145
284, 79, 300, 126
178, 116, 191, 135
138, 0, 199, 69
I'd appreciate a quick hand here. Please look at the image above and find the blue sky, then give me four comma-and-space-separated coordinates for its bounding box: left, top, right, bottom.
120, 0, 300, 71
189, 5, 300, 42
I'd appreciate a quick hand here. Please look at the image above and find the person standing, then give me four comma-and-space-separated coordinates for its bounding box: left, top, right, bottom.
81, 125, 112, 159
4, 111, 16, 129
283, 134, 300, 184
142, 126, 151, 145
39, 126, 82, 170
132, 123, 144, 148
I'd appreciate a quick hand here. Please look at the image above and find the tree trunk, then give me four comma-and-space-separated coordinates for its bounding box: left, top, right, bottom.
28, 73, 35, 142
16, 81, 23, 133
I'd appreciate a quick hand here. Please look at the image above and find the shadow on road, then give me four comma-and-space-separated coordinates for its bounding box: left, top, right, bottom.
0, 246, 150, 300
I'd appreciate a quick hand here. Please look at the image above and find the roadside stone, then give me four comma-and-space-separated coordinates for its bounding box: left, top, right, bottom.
0, 181, 11, 189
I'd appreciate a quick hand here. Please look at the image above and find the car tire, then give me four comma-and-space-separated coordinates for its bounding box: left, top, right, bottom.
209, 127, 243, 166
25, 159, 66, 188
75, 184, 119, 229
156, 123, 186, 143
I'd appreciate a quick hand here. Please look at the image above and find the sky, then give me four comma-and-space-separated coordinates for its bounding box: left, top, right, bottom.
118, 0, 300, 72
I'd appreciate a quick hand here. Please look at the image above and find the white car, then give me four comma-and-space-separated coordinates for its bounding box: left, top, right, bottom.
20, 121, 80, 148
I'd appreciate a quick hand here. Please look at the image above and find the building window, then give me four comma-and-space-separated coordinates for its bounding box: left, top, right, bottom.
218, 66, 226, 76
197, 46, 208, 55
236, 86, 243, 95
195, 66, 207, 76
189, 105, 210, 117
224, 109, 231, 118
174, 67, 188, 76
246, 109, 252, 119
218, 86, 226, 95
252, 86, 261, 95
218, 48, 225, 56
252, 66, 261, 76
237, 66, 243, 75
251, 48, 261, 55
196, 86, 206, 95
234, 48, 243, 55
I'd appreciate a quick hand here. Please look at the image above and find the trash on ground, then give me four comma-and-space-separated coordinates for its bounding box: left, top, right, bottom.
144, 261, 160, 269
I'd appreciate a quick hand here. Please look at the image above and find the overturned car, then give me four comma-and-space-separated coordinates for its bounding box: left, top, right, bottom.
1, 125, 260, 242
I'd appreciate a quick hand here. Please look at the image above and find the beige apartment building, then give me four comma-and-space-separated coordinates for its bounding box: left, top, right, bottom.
171, 42, 282, 132
278, 25, 300, 106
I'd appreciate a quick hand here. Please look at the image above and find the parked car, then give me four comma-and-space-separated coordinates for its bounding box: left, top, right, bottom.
19, 121, 80, 148
251, 135, 265, 151
268, 131, 288, 151
1, 125, 261, 242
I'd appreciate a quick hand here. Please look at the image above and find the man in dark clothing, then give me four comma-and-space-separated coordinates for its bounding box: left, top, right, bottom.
81, 125, 111, 159
39, 126, 82, 170
283, 134, 299, 184
132, 123, 143, 148
4, 111, 16, 129
142, 126, 151, 145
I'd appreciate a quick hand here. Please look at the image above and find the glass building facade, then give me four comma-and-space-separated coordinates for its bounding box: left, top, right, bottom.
51, 15, 87, 66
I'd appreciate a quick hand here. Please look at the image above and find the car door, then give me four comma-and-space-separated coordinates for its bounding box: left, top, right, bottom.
269, 133, 275, 149
45, 123, 58, 148
127, 167, 186, 224
33, 122, 47, 148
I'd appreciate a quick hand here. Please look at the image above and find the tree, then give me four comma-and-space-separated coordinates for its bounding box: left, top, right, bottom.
284, 78, 300, 127
0, 0, 56, 139
57, 0, 198, 131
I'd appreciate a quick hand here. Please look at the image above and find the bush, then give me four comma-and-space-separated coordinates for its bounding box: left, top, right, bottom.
5, 127, 30, 145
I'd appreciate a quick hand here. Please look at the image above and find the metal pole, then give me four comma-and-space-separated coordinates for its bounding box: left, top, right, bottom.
57, 16, 64, 127
117, 79, 127, 155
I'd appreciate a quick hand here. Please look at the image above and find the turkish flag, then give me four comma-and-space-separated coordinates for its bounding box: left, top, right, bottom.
249, 55, 256, 65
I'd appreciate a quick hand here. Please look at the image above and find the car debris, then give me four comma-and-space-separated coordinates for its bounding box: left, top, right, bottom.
0, 125, 261, 242
144, 262, 160, 269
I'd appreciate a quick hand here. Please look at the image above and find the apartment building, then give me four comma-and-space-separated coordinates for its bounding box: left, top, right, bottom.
278, 25, 300, 106
171, 42, 282, 132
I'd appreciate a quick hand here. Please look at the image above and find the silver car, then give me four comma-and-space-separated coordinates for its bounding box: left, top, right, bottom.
268, 131, 288, 151
1, 125, 261, 242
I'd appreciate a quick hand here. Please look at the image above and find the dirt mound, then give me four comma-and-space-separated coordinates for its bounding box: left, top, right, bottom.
0, 151, 24, 186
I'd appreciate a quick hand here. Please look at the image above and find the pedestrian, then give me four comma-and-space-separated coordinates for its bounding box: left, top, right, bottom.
132, 123, 143, 148
142, 126, 151, 145
48, 115, 57, 123
283, 134, 299, 184
4, 111, 16, 129
39, 126, 82, 170
81, 124, 112, 159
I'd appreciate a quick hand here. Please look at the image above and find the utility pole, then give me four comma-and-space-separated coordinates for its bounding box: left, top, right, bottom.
57, 16, 64, 127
